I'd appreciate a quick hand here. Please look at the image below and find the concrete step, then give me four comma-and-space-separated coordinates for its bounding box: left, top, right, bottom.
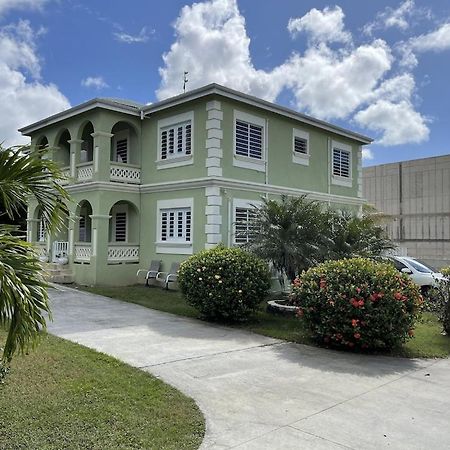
49, 274, 75, 284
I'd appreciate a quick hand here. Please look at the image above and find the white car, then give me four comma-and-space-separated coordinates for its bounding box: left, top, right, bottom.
385, 256, 445, 293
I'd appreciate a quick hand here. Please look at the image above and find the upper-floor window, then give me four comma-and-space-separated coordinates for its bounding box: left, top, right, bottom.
157, 112, 194, 169
233, 110, 266, 172
235, 120, 263, 159
160, 122, 191, 160
333, 148, 350, 178
292, 128, 310, 166
113, 130, 129, 164
331, 141, 352, 187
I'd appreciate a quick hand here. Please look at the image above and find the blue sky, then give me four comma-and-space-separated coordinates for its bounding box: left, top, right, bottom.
1, 0, 449, 166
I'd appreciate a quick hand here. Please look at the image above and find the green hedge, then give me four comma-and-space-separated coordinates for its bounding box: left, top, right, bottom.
178, 246, 271, 321
291, 258, 422, 351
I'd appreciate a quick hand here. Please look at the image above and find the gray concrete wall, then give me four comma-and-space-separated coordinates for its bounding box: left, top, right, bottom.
363, 155, 450, 269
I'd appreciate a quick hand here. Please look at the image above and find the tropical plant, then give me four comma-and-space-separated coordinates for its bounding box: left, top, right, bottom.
178, 245, 271, 321
0, 144, 69, 378
242, 195, 332, 282
327, 208, 393, 260
429, 267, 450, 335
291, 258, 423, 351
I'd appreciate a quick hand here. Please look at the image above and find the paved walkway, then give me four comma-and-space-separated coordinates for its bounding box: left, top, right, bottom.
48, 286, 450, 449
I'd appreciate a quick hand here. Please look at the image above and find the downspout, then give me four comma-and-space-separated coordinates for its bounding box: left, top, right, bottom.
327, 137, 331, 207
264, 119, 269, 199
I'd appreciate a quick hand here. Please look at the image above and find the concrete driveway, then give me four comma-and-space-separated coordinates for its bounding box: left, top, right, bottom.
48, 286, 450, 449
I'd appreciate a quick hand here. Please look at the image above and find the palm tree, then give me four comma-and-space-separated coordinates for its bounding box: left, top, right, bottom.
242, 195, 332, 282
328, 208, 393, 259
0, 144, 69, 373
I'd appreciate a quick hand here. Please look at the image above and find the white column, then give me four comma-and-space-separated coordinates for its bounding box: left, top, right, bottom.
205, 100, 223, 177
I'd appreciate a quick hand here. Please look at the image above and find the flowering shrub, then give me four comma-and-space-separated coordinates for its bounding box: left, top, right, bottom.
178, 245, 271, 321
291, 258, 422, 351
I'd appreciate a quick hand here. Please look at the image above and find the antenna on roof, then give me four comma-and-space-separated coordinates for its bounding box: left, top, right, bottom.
183, 71, 189, 93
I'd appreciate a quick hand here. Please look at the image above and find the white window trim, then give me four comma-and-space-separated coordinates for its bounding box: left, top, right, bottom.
111, 204, 128, 243
331, 140, 353, 187
292, 128, 310, 166
156, 198, 193, 254
232, 198, 262, 245
156, 111, 194, 170
112, 129, 129, 164
233, 110, 266, 172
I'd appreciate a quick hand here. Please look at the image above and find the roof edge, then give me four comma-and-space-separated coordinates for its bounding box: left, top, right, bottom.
18, 98, 141, 135
19, 82, 373, 144
143, 83, 373, 144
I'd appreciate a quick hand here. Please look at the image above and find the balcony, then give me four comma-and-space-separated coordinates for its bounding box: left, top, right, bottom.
110, 163, 141, 184
107, 243, 139, 264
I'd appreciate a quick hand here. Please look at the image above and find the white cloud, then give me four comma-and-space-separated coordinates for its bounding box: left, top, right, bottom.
0, 0, 50, 16
157, 1, 429, 146
287, 6, 351, 44
156, 0, 286, 102
362, 148, 374, 160
81, 76, 109, 90
0, 21, 70, 147
113, 27, 152, 44
398, 22, 450, 68
284, 40, 392, 120
363, 0, 430, 36
355, 100, 429, 145
410, 22, 450, 52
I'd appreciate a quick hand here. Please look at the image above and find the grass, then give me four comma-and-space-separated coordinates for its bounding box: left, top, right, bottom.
79, 285, 450, 359
80, 286, 450, 358
0, 331, 204, 450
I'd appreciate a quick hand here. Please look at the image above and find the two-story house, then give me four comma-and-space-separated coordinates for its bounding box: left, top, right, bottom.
19, 83, 372, 286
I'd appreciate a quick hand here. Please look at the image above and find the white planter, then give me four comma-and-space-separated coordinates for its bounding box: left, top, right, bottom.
39, 255, 49, 263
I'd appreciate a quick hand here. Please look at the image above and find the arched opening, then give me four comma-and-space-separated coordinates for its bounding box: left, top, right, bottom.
37, 136, 49, 150
76, 200, 93, 242
107, 200, 140, 264
108, 200, 139, 243
55, 129, 71, 167
110, 121, 138, 165
80, 122, 94, 163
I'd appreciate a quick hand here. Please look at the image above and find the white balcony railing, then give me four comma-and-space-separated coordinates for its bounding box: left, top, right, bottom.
77, 163, 94, 182
107, 244, 139, 263
74, 243, 92, 262
110, 163, 141, 184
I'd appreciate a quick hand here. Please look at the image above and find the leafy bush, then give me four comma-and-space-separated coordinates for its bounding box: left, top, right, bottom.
290, 258, 422, 351
178, 246, 271, 321
430, 267, 450, 334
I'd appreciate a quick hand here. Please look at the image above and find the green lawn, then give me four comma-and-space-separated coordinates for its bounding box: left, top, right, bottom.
0, 331, 204, 450
80, 285, 450, 359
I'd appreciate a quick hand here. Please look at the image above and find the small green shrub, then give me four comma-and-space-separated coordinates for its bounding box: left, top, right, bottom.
433, 267, 450, 334
291, 258, 422, 351
178, 246, 271, 321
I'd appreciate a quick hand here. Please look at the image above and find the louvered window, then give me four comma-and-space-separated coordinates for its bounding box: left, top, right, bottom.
160, 208, 191, 242
38, 217, 46, 242
234, 207, 257, 244
294, 136, 308, 155
160, 121, 192, 160
235, 120, 263, 159
115, 138, 128, 163
115, 212, 127, 242
79, 215, 86, 242
332, 148, 350, 178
